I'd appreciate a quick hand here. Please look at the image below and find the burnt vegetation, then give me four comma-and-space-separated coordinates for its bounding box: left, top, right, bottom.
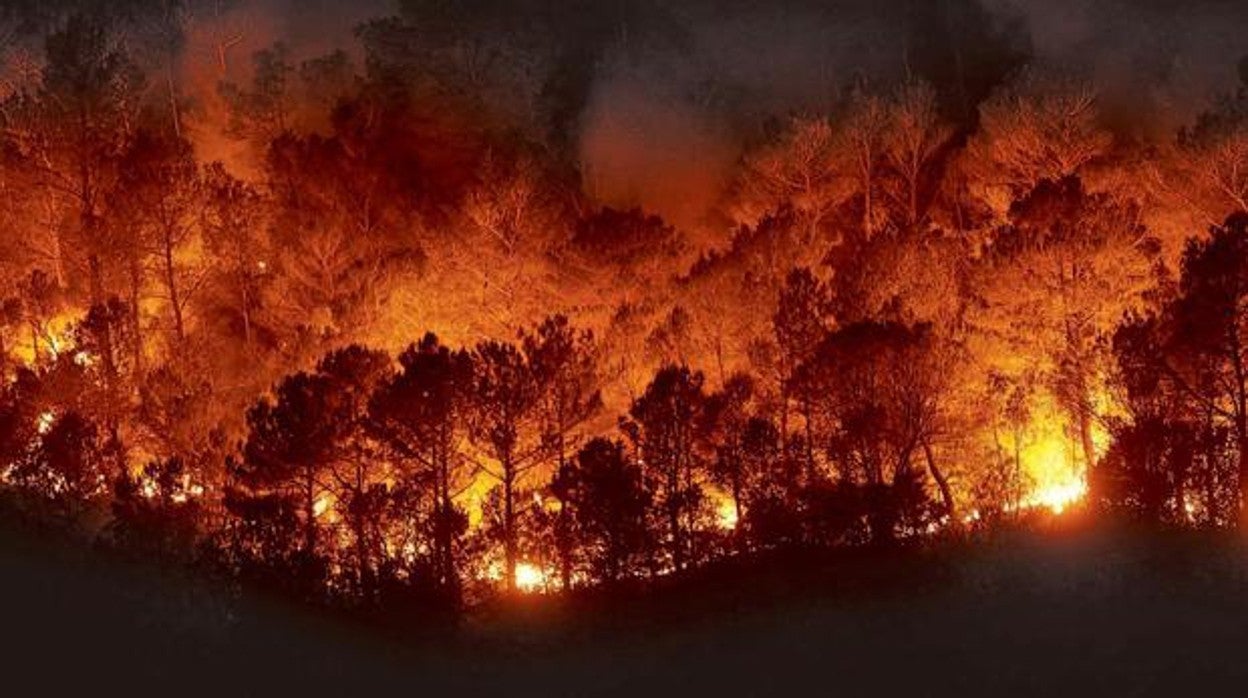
2, 0, 1248, 652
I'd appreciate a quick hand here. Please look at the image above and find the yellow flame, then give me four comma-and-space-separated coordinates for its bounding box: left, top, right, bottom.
1020, 430, 1082, 513
485, 559, 552, 593
514, 562, 546, 593
1014, 395, 1104, 515
714, 493, 739, 530
1022, 479, 1087, 515
313, 492, 333, 518
12, 311, 80, 366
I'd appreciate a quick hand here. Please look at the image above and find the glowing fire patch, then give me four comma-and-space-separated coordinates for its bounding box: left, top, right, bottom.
1015, 405, 1098, 515
514, 562, 546, 593
1022, 479, 1087, 515
715, 497, 739, 530
312, 493, 332, 518
484, 560, 552, 593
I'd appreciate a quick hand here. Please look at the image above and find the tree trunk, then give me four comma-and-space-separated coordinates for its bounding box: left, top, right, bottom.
503, 457, 516, 593
129, 255, 143, 375
163, 230, 184, 341
668, 463, 683, 572
165, 58, 182, 139
1077, 406, 1097, 476
354, 464, 371, 601
802, 393, 816, 483
908, 174, 919, 227
303, 465, 318, 557
239, 268, 253, 346
1238, 429, 1248, 530
923, 441, 956, 525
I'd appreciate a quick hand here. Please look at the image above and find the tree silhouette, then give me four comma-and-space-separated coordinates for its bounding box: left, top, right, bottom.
522, 314, 602, 585
794, 321, 944, 542
237, 370, 341, 568
468, 339, 545, 592
369, 333, 473, 597
12, 410, 107, 527
623, 364, 709, 572
551, 437, 650, 585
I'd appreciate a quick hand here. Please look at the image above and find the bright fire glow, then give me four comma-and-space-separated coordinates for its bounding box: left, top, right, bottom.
12, 311, 80, 366
514, 562, 546, 593
1021, 479, 1087, 515
1014, 399, 1103, 515
313, 493, 332, 518
713, 493, 739, 530
485, 559, 552, 593
1020, 431, 1083, 514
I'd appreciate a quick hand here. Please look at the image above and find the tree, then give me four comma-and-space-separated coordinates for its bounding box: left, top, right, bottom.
550, 437, 650, 585
429, 149, 572, 338
772, 267, 831, 478
1119, 214, 1248, 527
1169, 78, 1248, 225
16, 13, 142, 292
523, 315, 602, 471
467, 339, 543, 592
200, 162, 269, 348
110, 455, 204, 562
11, 410, 108, 527
521, 314, 603, 587
971, 176, 1158, 476
4, 14, 144, 403
116, 129, 203, 346
237, 369, 342, 565
735, 416, 804, 549
965, 74, 1111, 218
794, 321, 947, 542
884, 81, 951, 227
704, 372, 756, 537
263, 102, 422, 343
368, 333, 474, 595
219, 42, 295, 151
315, 344, 392, 601
840, 89, 888, 238
622, 364, 709, 572
732, 116, 849, 241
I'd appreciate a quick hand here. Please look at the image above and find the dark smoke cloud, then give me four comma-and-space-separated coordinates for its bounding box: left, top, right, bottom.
577, 0, 1248, 229
984, 0, 1248, 138
7, 0, 1247, 225
578, 2, 909, 231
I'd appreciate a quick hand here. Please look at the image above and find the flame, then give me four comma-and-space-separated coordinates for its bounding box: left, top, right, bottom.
11, 311, 80, 366
1012, 395, 1105, 515
1019, 429, 1084, 514
313, 492, 333, 518
713, 491, 739, 530
484, 559, 552, 593
1021, 479, 1087, 515
514, 562, 547, 593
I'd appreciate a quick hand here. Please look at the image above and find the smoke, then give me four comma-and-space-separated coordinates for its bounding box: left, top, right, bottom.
577, 0, 1248, 229
11, 0, 1247, 226
576, 2, 909, 234
177, 0, 394, 76
175, 0, 396, 172
982, 0, 1248, 138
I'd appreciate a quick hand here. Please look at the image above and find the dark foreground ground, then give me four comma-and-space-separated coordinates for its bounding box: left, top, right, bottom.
4, 520, 1248, 696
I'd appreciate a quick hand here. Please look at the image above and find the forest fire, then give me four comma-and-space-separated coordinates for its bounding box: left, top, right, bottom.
513, 563, 550, 594
1020, 433, 1089, 515
2, 0, 1248, 631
